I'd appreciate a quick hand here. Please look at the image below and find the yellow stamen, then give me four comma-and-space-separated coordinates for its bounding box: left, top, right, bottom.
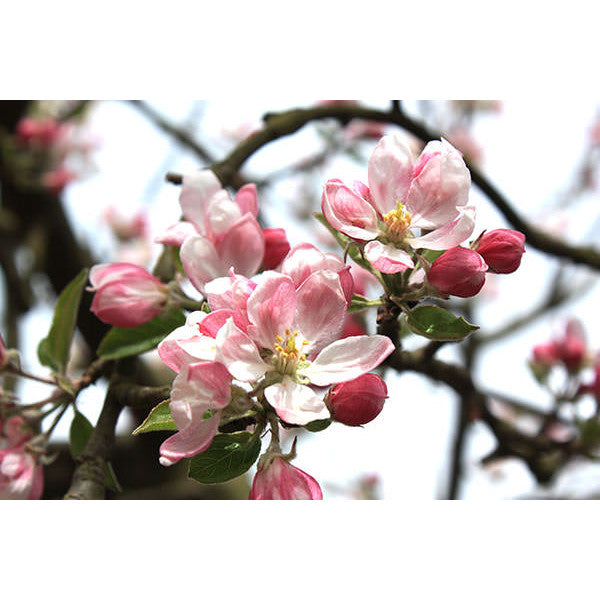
383, 202, 412, 240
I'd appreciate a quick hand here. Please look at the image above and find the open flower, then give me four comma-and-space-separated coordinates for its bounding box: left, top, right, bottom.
215, 271, 394, 425
322, 136, 475, 273
156, 170, 265, 292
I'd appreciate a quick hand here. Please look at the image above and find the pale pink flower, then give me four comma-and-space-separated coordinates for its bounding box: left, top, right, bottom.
215, 271, 394, 425
249, 456, 322, 500
156, 170, 265, 292
89, 262, 169, 327
103, 207, 148, 242
159, 361, 232, 466
322, 136, 475, 273
0, 417, 43, 500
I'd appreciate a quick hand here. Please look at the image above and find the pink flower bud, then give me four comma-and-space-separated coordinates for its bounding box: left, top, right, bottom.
532, 341, 560, 367
262, 228, 290, 270
428, 247, 488, 298
89, 263, 169, 328
474, 228, 525, 274
249, 456, 322, 500
325, 373, 388, 426
16, 117, 62, 148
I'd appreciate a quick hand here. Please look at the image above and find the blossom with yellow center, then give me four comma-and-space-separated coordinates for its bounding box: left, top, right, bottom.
382, 202, 412, 241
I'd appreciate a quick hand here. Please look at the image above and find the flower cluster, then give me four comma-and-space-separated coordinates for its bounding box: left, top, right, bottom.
87, 133, 526, 500
321, 135, 525, 302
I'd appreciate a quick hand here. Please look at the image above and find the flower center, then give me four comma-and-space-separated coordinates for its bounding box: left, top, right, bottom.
383, 202, 412, 241
273, 329, 310, 376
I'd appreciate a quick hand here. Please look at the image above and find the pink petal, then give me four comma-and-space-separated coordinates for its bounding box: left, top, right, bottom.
364, 240, 414, 273
303, 335, 395, 386
179, 170, 223, 229
216, 318, 269, 382
408, 205, 475, 250
170, 362, 232, 410
407, 139, 471, 228
295, 270, 348, 353
180, 235, 225, 293
217, 213, 265, 278
321, 180, 379, 241
264, 377, 330, 425
246, 273, 296, 349
159, 410, 220, 466
197, 309, 236, 338
154, 222, 198, 246
234, 183, 259, 217
367, 135, 414, 214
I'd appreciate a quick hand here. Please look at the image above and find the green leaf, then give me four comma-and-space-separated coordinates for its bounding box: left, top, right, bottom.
404, 305, 479, 341
304, 419, 332, 432
105, 461, 122, 493
69, 409, 94, 458
97, 309, 186, 360
188, 432, 261, 484
37, 268, 89, 374
132, 400, 177, 435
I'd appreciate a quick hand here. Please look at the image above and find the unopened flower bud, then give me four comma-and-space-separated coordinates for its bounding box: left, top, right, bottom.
474, 228, 525, 274
428, 247, 488, 298
89, 263, 169, 328
325, 373, 387, 426
249, 456, 322, 500
262, 228, 290, 270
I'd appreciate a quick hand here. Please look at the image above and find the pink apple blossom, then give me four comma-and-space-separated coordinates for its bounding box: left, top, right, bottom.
325, 373, 388, 426
249, 455, 322, 500
215, 271, 394, 425
89, 262, 169, 328
0, 417, 43, 500
427, 247, 488, 298
156, 170, 265, 292
159, 361, 232, 466
322, 135, 475, 273
474, 228, 526, 274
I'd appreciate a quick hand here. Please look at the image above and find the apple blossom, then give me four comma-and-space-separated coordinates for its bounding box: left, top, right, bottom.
427, 247, 488, 298
474, 228, 526, 274
249, 455, 322, 500
215, 271, 394, 425
159, 361, 232, 466
325, 373, 388, 426
89, 262, 169, 327
0, 417, 43, 500
321, 135, 475, 273
156, 170, 265, 292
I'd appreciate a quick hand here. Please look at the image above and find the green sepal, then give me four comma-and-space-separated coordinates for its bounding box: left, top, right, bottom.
132, 400, 177, 435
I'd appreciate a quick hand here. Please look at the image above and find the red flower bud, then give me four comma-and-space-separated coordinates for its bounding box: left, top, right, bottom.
325, 373, 388, 426
474, 228, 525, 274
262, 228, 290, 270
427, 247, 488, 298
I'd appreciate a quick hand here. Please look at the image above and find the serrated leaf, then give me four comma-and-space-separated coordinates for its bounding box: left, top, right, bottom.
37, 268, 89, 374
132, 400, 177, 435
188, 432, 261, 484
97, 309, 186, 360
69, 409, 94, 458
404, 305, 479, 341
